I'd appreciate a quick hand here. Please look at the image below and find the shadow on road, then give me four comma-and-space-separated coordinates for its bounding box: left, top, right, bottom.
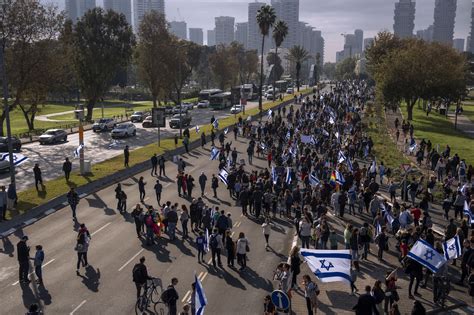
77, 265, 101, 292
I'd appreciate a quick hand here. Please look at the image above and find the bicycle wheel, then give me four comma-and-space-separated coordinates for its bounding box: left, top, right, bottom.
153, 301, 166, 315
149, 285, 161, 304
135, 297, 147, 315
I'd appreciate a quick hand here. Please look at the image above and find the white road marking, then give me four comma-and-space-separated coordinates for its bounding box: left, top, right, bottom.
79, 193, 87, 198
0, 228, 16, 238
118, 249, 144, 272
91, 222, 111, 237
200, 271, 208, 282
44, 208, 56, 215
62, 201, 69, 206
230, 232, 234, 237
12, 259, 55, 286
70, 300, 87, 315
181, 290, 191, 303
23, 218, 37, 226
207, 258, 212, 264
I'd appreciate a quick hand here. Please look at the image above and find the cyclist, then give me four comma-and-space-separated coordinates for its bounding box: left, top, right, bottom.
132, 256, 153, 299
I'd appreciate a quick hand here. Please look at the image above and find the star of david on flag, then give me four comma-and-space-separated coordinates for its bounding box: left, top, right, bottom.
195, 125, 200, 133
408, 239, 447, 273
218, 168, 229, 186
300, 249, 352, 284
210, 147, 220, 160
309, 173, 320, 187
443, 235, 462, 260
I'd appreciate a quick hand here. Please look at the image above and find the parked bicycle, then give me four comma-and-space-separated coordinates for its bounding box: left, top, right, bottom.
135, 278, 166, 315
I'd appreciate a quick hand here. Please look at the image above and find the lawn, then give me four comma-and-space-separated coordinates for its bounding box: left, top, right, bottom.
462, 102, 474, 123
406, 103, 474, 166
9, 90, 310, 218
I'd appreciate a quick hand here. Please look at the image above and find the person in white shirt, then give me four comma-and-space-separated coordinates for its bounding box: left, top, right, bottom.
299, 218, 312, 249
236, 232, 249, 271
262, 218, 272, 249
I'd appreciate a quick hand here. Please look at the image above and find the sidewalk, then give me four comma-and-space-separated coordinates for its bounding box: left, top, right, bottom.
447, 111, 474, 138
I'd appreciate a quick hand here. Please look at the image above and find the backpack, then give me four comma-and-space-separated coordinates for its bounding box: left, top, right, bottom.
161, 287, 173, 304
132, 264, 145, 283
209, 234, 218, 249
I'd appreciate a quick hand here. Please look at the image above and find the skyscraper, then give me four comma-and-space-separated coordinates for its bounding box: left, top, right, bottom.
363, 38, 374, 51
189, 28, 204, 45
104, 0, 131, 25
235, 22, 249, 49
354, 29, 363, 54
453, 38, 465, 52
215, 16, 235, 46
470, 2, 474, 53
170, 21, 187, 40
248, 1, 265, 53
207, 29, 216, 46
65, 0, 96, 22
416, 25, 434, 42
393, 0, 416, 39
271, 0, 299, 49
432, 0, 457, 45
312, 30, 325, 66
134, 0, 165, 31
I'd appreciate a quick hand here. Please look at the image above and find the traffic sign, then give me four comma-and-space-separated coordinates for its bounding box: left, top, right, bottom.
400, 164, 411, 173
271, 290, 290, 311
152, 108, 166, 128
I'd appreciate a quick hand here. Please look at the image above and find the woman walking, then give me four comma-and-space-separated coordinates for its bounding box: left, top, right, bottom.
262, 218, 272, 250
180, 205, 189, 239
289, 246, 302, 290
76, 226, 90, 274
236, 232, 249, 271
350, 228, 360, 272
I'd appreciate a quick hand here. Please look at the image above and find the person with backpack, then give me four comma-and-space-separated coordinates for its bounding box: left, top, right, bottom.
209, 228, 223, 268
161, 278, 179, 315
67, 187, 80, 220
132, 256, 153, 299
131, 204, 144, 238
301, 274, 319, 315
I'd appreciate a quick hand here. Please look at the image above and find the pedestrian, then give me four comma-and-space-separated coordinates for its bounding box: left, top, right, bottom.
132, 256, 153, 299
138, 176, 146, 202
162, 278, 179, 315
7, 182, 17, 213
263, 295, 276, 315
301, 274, 319, 315
33, 163, 43, 190
180, 205, 189, 239
187, 174, 194, 198
63, 157, 72, 181
115, 183, 122, 211
196, 231, 206, 263
17, 235, 30, 284
350, 268, 358, 295
154, 180, 162, 206
374, 227, 388, 262
76, 225, 90, 274
0, 186, 7, 221
236, 232, 249, 271
406, 259, 423, 299
211, 174, 218, 198
352, 285, 379, 315
299, 217, 312, 249
124, 145, 130, 167
167, 206, 178, 241
201, 132, 206, 148
67, 187, 80, 220
158, 155, 166, 177
372, 280, 385, 315
198, 172, 207, 196
31, 245, 44, 285
225, 230, 235, 267
174, 134, 178, 147
151, 154, 158, 176
183, 135, 189, 153
131, 204, 144, 237
289, 245, 301, 289
119, 190, 128, 213
209, 228, 223, 268
262, 217, 272, 249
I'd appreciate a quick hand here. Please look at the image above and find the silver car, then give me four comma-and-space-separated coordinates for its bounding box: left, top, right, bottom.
111, 123, 137, 138
39, 129, 68, 145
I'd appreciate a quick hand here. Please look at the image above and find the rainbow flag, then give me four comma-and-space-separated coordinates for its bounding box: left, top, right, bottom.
329, 171, 337, 186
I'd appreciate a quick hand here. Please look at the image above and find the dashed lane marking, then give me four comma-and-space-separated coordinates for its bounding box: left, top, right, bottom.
12, 259, 55, 286
91, 222, 111, 237
70, 300, 87, 315
118, 249, 144, 272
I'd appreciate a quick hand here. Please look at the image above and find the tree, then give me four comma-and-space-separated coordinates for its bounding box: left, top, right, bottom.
256, 4, 276, 114
266, 52, 284, 83
72, 8, 135, 121
195, 45, 215, 89
272, 20, 288, 90
286, 45, 309, 91
365, 31, 403, 78
335, 57, 356, 80
209, 44, 238, 90
135, 11, 173, 107
323, 62, 336, 80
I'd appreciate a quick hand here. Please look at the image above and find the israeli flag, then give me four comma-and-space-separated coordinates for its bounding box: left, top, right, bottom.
385, 212, 395, 227
289, 146, 297, 157
267, 109, 273, 119
73, 144, 84, 159
310, 136, 317, 146
346, 158, 354, 172
0, 153, 28, 166
329, 116, 335, 125
271, 166, 278, 185
300, 249, 352, 284
210, 147, 220, 160
375, 222, 382, 237
218, 168, 229, 186
194, 273, 208, 315
213, 119, 219, 129
195, 125, 200, 133
224, 127, 229, 135
285, 167, 292, 185
286, 130, 291, 140
335, 131, 340, 139
335, 170, 345, 185
246, 115, 251, 122
322, 129, 329, 137
408, 142, 417, 153
369, 160, 377, 174
338, 151, 346, 163
309, 173, 320, 187
443, 235, 462, 260
408, 239, 447, 273
463, 201, 474, 224
205, 228, 210, 253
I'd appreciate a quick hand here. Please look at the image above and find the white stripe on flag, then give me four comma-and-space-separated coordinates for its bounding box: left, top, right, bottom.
300, 249, 352, 284
194, 273, 208, 315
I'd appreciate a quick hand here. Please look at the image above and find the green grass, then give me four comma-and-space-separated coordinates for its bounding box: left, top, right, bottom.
48, 103, 152, 121
8, 90, 310, 219
462, 102, 474, 123
406, 103, 474, 166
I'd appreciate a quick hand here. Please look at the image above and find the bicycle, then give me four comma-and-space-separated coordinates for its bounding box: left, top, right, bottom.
135, 278, 166, 315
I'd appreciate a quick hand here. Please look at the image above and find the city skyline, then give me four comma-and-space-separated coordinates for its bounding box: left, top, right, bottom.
51, 0, 473, 62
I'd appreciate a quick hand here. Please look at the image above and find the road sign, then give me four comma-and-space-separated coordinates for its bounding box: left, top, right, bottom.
152, 108, 166, 128
271, 290, 290, 311
401, 164, 411, 173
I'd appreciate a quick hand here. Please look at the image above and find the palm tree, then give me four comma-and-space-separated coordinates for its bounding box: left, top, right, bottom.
286, 45, 310, 92
272, 20, 288, 94
256, 4, 276, 115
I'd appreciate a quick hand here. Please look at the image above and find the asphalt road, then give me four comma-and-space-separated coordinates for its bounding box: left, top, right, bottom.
0, 129, 294, 314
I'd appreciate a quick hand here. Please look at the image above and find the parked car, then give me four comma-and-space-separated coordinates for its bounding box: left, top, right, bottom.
286, 88, 294, 94
164, 106, 174, 115
169, 114, 191, 129
142, 116, 156, 128
172, 106, 188, 115
196, 100, 209, 108
230, 104, 243, 114
0, 159, 10, 173
181, 103, 194, 110
0, 136, 22, 152
111, 123, 137, 138
130, 111, 149, 122
39, 129, 68, 145
92, 118, 116, 132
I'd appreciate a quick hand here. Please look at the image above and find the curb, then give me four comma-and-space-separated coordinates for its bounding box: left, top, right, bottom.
426, 302, 467, 314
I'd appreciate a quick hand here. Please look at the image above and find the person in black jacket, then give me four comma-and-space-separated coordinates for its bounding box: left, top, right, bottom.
165, 278, 179, 315
17, 235, 30, 284
33, 164, 43, 190
62, 158, 72, 181
124, 145, 129, 167
150, 154, 158, 176
407, 259, 423, 299
132, 256, 153, 299
353, 285, 380, 315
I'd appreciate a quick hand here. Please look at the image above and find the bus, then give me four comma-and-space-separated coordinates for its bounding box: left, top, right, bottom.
209, 92, 232, 110
241, 84, 259, 100
198, 89, 223, 102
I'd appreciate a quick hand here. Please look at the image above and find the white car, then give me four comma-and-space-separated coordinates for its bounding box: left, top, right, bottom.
196, 100, 209, 108
230, 105, 243, 114
286, 88, 294, 94
181, 103, 194, 110
111, 123, 136, 138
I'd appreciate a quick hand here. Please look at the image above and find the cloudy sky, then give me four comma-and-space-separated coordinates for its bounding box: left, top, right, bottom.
50, 0, 472, 62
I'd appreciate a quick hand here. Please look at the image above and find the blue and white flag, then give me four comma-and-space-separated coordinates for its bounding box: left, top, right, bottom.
194, 273, 208, 315
300, 249, 352, 284
322, 129, 329, 137
369, 160, 377, 174
408, 143, 417, 153
286, 130, 291, 140
224, 127, 229, 135
329, 116, 335, 125
443, 235, 462, 260
346, 158, 354, 172
204, 228, 210, 253
335, 131, 340, 139
267, 109, 273, 119
195, 125, 200, 133
213, 119, 219, 129
310, 136, 317, 146
338, 151, 346, 163
335, 170, 345, 185
73, 144, 84, 159
285, 167, 292, 185
375, 222, 382, 238
464, 201, 474, 224
260, 142, 266, 151
385, 212, 395, 227
218, 168, 229, 186
289, 146, 297, 157
0, 153, 28, 166
210, 147, 220, 160
271, 166, 278, 185
300, 135, 313, 144
408, 239, 447, 273
309, 173, 320, 187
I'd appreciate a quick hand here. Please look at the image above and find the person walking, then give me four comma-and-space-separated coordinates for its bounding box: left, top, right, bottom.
31, 245, 44, 285
198, 172, 207, 197
119, 190, 128, 213
200, 132, 206, 148
132, 256, 153, 299
289, 246, 301, 289
167, 206, 179, 241
236, 232, 249, 271
63, 157, 72, 181
76, 225, 90, 274
154, 180, 162, 206
407, 259, 423, 299
353, 285, 380, 315
0, 186, 7, 222
115, 183, 122, 211
180, 205, 189, 239
67, 187, 80, 220
302, 274, 319, 315
211, 174, 219, 198
163, 278, 179, 315
225, 230, 235, 267
196, 231, 206, 263
158, 155, 166, 177
131, 204, 144, 238
209, 228, 223, 268
7, 182, 17, 214
187, 174, 195, 198
183, 135, 189, 153
262, 218, 272, 250
151, 154, 158, 176
124, 145, 130, 167
33, 163, 43, 190
374, 227, 388, 262
138, 176, 146, 202
17, 236, 30, 284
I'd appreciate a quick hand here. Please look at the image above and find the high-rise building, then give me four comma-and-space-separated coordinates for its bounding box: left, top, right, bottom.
432, 0, 457, 45
104, 0, 131, 25
235, 22, 249, 49
189, 28, 203, 45
207, 29, 216, 46
468, 36, 472, 53
215, 16, 235, 46
393, 0, 416, 38
248, 1, 265, 52
453, 38, 465, 52
271, 0, 299, 49
65, 0, 96, 22
363, 38, 374, 51
312, 30, 325, 66
354, 29, 363, 54
470, 2, 474, 53
416, 25, 434, 42
134, 0, 165, 31
170, 21, 187, 40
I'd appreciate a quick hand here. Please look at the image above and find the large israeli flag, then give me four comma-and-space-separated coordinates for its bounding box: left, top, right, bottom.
408, 239, 447, 273
335, 170, 345, 185
300, 249, 352, 284
218, 168, 229, 186
443, 235, 462, 260
0, 153, 28, 166
338, 151, 346, 163
194, 273, 208, 315
210, 147, 220, 160
285, 167, 292, 185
